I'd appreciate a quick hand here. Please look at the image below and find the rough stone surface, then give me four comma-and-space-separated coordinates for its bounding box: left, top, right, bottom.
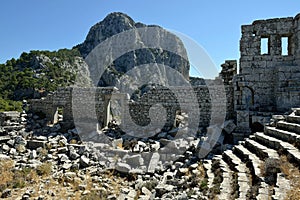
234, 14, 300, 134
77, 12, 190, 84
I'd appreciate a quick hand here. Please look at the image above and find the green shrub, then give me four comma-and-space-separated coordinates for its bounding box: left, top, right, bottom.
0, 48, 79, 103
0, 98, 22, 112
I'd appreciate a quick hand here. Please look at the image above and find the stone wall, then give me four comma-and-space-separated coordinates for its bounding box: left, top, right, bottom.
219, 60, 237, 120
29, 79, 234, 134
29, 87, 116, 129
234, 13, 300, 135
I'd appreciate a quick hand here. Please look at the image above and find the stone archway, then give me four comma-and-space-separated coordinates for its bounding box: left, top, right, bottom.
241, 86, 255, 110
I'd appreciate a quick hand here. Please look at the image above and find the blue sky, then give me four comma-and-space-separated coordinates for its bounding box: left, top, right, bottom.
0, 0, 299, 77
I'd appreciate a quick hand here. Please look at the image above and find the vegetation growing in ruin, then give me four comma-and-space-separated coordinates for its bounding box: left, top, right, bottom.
0, 48, 79, 111
0, 158, 126, 199
279, 156, 300, 200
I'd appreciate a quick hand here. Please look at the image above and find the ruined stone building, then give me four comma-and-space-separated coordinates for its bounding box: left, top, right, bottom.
233, 13, 300, 140
29, 13, 300, 144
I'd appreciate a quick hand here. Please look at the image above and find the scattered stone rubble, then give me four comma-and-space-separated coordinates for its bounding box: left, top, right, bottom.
1, 105, 300, 199
1, 12, 300, 200
0, 110, 211, 200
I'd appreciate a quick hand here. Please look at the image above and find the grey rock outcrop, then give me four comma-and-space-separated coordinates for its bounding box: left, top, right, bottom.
77, 12, 190, 86
31, 54, 92, 88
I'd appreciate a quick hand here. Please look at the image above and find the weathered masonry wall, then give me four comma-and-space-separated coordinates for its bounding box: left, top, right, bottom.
29, 87, 115, 129
234, 13, 300, 134
30, 80, 234, 133
127, 86, 210, 130
219, 60, 237, 121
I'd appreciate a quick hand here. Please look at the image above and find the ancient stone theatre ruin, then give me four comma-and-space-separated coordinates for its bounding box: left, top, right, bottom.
29, 13, 300, 145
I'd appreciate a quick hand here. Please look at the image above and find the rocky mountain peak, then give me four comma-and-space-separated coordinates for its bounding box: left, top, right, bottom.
78, 12, 138, 57
78, 12, 190, 85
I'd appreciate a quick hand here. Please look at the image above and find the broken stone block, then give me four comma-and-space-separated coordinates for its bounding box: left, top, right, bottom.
1, 189, 11, 198
147, 152, 160, 173
2, 144, 10, 152
223, 120, 237, 134
150, 141, 160, 151
0, 136, 10, 144
57, 147, 68, 153
62, 163, 72, 170
9, 148, 17, 155
116, 162, 131, 173
27, 140, 46, 149
59, 154, 69, 163
0, 154, 11, 161
35, 136, 48, 141
124, 154, 144, 167
155, 184, 174, 196
7, 139, 15, 147
141, 186, 151, 196
80, 155, 90, 168
29, 150, 37, 159
112, 138, 123, 149
69, 150, 80, 160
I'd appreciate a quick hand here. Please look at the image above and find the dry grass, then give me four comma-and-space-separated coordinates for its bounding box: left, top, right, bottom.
0, 159, 59, 198
197, 163, 206, 178
57, 169, 125, 199
116, 142, 124, 150
39, 148, 49, 157
36, 161, 52, 177
104, 170, 122, 196
280, 156, 300, 200
0, 157, 129, 199
0, 159, 14, 191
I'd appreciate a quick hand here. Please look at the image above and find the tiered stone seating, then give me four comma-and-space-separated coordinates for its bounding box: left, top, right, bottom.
233, 144, 263, 180
265, 126, 300, 144
211, 155, 233, 200
203, 159, 214, 189
244, 137, 279, 160
203, 108, 300, 199
222, 150, 250, 199
218, 158, 233, 200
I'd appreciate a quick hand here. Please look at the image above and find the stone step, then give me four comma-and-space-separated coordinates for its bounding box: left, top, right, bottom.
233, 144, 263, 179
256, 182, 270, 200
203, 160, 214, 189
277, 121, 300, 135
294, 108, 300, 116
223, 150, 247, 173
255, 132, 300, 165
286, 114, 300, 125
244, 138, 279, 160
272, 173, 290, 200
236, 172, 251, 200
264, 126, 300, 148
222, 150, 251, 200
218, 158, 233, 200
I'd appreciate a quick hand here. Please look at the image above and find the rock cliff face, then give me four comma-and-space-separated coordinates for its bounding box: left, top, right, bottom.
77, 12, 190, 86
